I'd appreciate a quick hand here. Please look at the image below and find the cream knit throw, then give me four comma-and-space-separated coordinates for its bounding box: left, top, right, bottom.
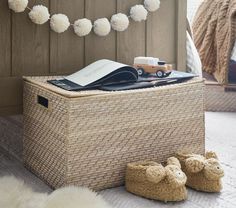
193, 0, 236, 84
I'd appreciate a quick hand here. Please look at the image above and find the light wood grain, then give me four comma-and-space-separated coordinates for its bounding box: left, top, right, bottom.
0, 0, 187, 115
146, 0, 176, 63
0, 77, 23, 107
0, 1, 11, 77
85, 0, 116, 65
0, 106, 22, 117
176, 0, 187, 71
11, 0, 50, 76
117, 0, 146, 65
50, 0, 85, 74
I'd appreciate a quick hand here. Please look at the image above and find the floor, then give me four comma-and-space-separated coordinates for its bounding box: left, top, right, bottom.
0, 112, 236, 208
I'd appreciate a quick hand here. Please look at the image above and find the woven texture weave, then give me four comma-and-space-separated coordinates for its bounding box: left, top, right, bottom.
205, 85, 236, 112
23, 77, 205, 190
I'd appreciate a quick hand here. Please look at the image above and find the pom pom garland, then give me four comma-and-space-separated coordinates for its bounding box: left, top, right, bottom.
144, 0, 161, 12
8, 0, 28, 13
94, 18, 111, 36
111, 13, 129, 32
130, 5, 148, 22
74, 18, 93, 37
8, 0, 162, 37
50, 14, 70, 33
29, 5, 50, 25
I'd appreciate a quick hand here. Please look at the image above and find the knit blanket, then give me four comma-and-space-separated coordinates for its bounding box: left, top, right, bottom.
193, 0, 236, 84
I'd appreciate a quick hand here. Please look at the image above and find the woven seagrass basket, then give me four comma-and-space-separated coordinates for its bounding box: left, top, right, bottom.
23, 76, 205, 190
205, 84, 236, 112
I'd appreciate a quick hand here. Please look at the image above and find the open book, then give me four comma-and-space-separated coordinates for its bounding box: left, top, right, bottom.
48, 59, 197, 91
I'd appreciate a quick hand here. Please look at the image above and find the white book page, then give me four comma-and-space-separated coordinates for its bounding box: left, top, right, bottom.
65, 59, 128, 86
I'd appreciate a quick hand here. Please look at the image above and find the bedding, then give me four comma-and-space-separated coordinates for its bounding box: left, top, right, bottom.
187, 0, 236, 61
186, 0, 204, 76
187, 0, 204, 24
192, 0, 236, 84
186, 31, 202, 77
187, 0, 236, 81
229, 60, 236, 83
232, 43, 236, 61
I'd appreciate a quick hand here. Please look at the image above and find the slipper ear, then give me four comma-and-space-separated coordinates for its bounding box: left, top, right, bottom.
167, 157, 181, 168
185, 156, 205, 173
205, 151, 218, 159
146, 164, 166, 184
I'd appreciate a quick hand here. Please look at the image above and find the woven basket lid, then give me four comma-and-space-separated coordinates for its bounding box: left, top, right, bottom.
23, 76, 203, 98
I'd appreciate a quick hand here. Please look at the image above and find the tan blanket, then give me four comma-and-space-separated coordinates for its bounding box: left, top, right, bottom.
193, 0, 236, 84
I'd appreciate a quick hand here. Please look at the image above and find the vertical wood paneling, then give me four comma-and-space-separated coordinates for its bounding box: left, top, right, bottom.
0, 77, 23, 113
85, 0, 116, 65
0, 1, 11, 76
146, 0, 176, 64
12, 0, 50, 76
0, 0, 187, 115
117, 0, 146, 65
50, 0, 84, 74
176, 0, 187, 71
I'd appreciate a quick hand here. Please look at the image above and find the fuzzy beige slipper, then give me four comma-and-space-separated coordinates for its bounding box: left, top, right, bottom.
125, 157, 187, 202
176, 151, 224, 192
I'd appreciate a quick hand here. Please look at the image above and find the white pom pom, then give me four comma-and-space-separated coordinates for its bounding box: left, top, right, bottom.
8, 0, 28, 13
111, 13, 129, 32
144, 0, 161, 12
73, 18, 92, 37
94, 18, 111, 36
29, 5, 50, 25
50, 14, 70, 33
130, 5, 148, 22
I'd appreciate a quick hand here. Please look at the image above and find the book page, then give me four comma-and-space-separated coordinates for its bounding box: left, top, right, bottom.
65, 59, 129, 86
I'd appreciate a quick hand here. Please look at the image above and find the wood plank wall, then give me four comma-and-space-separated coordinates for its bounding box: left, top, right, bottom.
0, 0, 187, 115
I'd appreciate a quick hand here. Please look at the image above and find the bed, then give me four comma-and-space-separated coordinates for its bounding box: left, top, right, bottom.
187, 0, 236, 80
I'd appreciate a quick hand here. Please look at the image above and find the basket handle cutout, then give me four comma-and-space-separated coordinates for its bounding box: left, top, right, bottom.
37, 95, 49, 108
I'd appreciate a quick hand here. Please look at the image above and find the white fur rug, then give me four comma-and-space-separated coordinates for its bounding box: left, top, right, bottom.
0, 176, 112, 208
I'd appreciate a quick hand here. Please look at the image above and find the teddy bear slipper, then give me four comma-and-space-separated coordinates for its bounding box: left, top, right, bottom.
125, 157, 187, 202
176, 151, 224, 192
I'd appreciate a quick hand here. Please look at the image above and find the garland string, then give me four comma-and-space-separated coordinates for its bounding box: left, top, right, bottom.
8, 0, 161, 37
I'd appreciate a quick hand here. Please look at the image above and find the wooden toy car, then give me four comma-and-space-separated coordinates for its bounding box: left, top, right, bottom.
133, 57, 173, 78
